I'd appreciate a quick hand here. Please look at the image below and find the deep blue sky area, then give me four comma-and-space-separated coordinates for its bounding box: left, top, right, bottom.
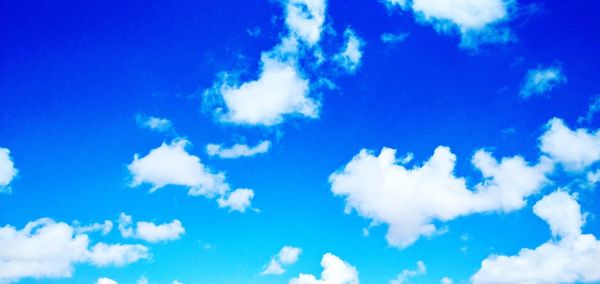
1, 0, 599, 283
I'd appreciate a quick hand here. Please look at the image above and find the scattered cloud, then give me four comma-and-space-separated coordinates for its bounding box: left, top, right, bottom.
137, 276, 149, 284
289, 253, 358, 284
389, 261, 426, 284
97, 277, 118, 284
118, 213, 185, 243
520, 66, 566, 98
380, 32, 410, 44
261, 246, 302, 275
207, 140, 271, 159
384, 0, 515, 49
0, 147, 18, 193
217, 188, 255, 213
578, 95, 600, 124
0, 218, 148, 282
334, 28, 364, 73
73, 220, 113, 235
136, 115, 173, 133
330, 145, 550, 248
440, 277, 454, 284
540, 118, 600, 171
472, 191, 600, 283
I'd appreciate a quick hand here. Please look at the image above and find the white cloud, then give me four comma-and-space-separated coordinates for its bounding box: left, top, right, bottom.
0, 147, 18, 193
0, 218, 148, 282
206, 140, 271, 159
128, 138, 229, 196
440, 277, 453, 284
97, 277, 118, 284
520, 66, 567, 98
385, 0, 514, 48
389, 261, 426, 284
118, 213, 185, 243
136, 115, 173, 132
73, 220, 113, 235
330, 145, 550, 248
172, 281, 183, 284
137, 276, 149, 284
261, 246, 302, 275
217, 188, 255, 213
540, 118, 600, 171
380, 32, 410, 44
289, 253, 358, 284
334, 28, 364, 73
472, 191, 600, 283
285, 0, 327, 46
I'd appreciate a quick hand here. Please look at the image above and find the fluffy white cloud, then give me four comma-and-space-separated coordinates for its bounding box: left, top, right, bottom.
389, 261, 426, 284
217, 188, 255, 213
330, 146, 550, 248
215, 55, 318, 126
97, 277, 118, 284
261, 246, 302, 275
136, 115, 173, 132
207, 140, 271, 159
0, 147, 18, 193
128, 138, 229, 196
73, 220, 113, 235
520, 66, 567, 98
285, 0, 326, 46
0, 218, 148, 282
385, 0, 514, 48
472, 191, 600, 283
289, 253, 358, 284
118, 213, 185, 243
334, 28, 364, 73
540, 118, 600, 171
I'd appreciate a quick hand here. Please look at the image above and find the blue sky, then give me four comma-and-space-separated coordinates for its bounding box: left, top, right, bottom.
1, 0, 600, 283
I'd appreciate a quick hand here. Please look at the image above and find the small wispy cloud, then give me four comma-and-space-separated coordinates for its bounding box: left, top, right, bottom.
520, 65, 566, 99
136, 114, 173, 133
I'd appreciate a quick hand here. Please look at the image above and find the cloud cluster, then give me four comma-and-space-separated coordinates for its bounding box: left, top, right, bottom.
0, 147, 18, 193
118, 213, 185, 243
384, 0, 515, 48
520, 65, 567, 98
472, 191, 600, 283
540, 118, 600, 172
261, 246, 302, 275
330, 145, 550, 248
128, 138, 254, 212
289, 253, 358, 284
205, 0, 363, 127
207, 140, 271, 159
0, 218, 148, 282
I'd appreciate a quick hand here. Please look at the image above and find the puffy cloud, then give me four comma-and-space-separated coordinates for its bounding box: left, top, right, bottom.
285, 0, 327, 46
214, 55, 318, 126
97, 277, 118, 284
540, 118, 600, 171
289, 253, 358, 284
330, 146, 550, 248
128, 138, 229, 196
207, 140, 271, 159
334, 28, 364, 73
520, 66, 567, 98
261, 246, 302, 275
0, 147, 18, 193
0, 218, 148, 282
73, 220, 113, 235
217, 188, 255, 213
118, 213, 185, 243
440, 277, 453, 284
389, 261, 426, 284
128, 138, 256, 212
136, 115, 173, 133
385, 0, 514, 48
472, 191, 600, 283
